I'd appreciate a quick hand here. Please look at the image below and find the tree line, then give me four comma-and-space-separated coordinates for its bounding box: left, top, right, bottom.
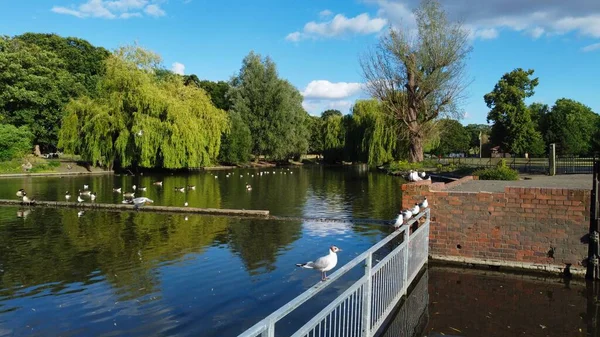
1, 1, 597, 169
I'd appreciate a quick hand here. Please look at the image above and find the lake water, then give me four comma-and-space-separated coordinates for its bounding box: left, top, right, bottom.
0, 167, 592, 337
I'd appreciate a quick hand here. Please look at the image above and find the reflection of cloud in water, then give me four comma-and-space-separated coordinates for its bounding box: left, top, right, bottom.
303, 191, 353, 220
302, 221, 352, 237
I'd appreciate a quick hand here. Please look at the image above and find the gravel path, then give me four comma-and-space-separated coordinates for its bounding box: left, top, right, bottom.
448, 174, 592, 192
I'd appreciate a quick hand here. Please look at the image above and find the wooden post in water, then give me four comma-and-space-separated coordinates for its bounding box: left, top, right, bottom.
587, 159, 600, 280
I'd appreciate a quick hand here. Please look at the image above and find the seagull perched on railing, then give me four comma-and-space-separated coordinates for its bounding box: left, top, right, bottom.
393, 214, 403, 229
401, 209, 413, 221
419, 197, 428, 209
410, 203, 420, 215
296, 246, 342, 281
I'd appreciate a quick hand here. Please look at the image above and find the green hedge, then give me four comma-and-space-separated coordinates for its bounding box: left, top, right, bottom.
473, 159, 519, 180
0, 124, 33, 161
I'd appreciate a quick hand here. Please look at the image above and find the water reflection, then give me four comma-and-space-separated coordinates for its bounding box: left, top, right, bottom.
0, 166, 404, 219
0, 205, 388, 337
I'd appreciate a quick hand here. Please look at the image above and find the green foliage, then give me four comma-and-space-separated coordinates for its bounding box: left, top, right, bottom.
473, 160, 519, 180
542, 98, 598, 156
432, 119, 470, 156
229, 52, 309, 160
321, 109, 342, 120
0, 124, 33, 161
485, 68, 545, 156
306, 115, 324, 155
58, 46, 228, 169
350, 99, 397, 166
321, 113, 346, 163
464, 124, 491, 154
185, 77, 232, 111
219, 111, 252, 164
0, 34, 109, 151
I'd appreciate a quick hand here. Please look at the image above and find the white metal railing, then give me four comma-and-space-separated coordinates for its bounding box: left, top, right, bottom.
238, 208, 430, 337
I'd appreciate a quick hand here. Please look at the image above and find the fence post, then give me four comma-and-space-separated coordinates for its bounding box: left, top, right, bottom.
549, 143, 556, 176
403, 227, 410, 295
587, 160, 600, 280
362, 252, 372, 337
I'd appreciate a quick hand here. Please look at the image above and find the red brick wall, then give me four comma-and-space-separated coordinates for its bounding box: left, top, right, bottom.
402, 177, 590, 274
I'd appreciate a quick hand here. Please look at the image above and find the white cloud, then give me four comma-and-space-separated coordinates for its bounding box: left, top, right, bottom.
472, 28, 499, 40
120, 12, 142, 18
302, 99, 355, 115
287, 13, 387, 41
301, 80, 363, 100
582, 42, 600, 52
319, 9, 333, 18
171, 62, 185, 75
144, 4, 165, 17
285, 32, 302, 42
51, 0, 165, 19
370, 0, 600, 42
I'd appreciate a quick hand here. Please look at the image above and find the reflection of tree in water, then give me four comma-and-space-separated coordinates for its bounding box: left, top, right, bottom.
227, 219, 302, 275
0, 207, 229, 301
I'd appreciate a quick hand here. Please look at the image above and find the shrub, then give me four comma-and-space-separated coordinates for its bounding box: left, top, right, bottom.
0, 124, 33, 161
473, 160, 519, 180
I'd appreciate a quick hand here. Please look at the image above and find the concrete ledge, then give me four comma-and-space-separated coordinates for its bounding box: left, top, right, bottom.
430, 254, 585, 277
0, 199, 270, 217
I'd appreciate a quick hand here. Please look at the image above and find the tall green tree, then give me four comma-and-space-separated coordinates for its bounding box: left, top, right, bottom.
350, 99, 397, 166
361, 0, 472, 162
306, 115, 324, 156
485, 68, 545, 156
432, 119, 470, 156
15, 33, 109, 96
543, 99, 598, 156
219, 111, 252, 164
321, 113, 346, 163
0, 124, 33, 161
59, 46, 228, 169
229, 52, 308, 160
184, 76, 232, 111
0, 36, 83, 151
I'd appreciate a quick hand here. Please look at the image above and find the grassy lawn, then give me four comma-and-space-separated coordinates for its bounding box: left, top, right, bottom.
0, 157, 61, 174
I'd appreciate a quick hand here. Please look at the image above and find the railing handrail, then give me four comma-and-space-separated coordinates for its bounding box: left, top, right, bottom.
238, 208, 430, 337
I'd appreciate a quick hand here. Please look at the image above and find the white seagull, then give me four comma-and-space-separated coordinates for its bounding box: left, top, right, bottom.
83, 184, 89, 190
132, 197, 154, 210
419, 197, 428, 209
296, 246, 342, 281
401, 209, 413, 221
410, 203, 420, 215
393, 213, 403, 229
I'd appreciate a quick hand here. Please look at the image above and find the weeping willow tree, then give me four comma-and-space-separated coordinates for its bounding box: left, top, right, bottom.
59, 46, 228, 169
321, 113, 346, 163
351, 99, 398, 166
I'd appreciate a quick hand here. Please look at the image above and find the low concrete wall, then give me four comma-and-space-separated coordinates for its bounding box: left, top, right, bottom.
402, 177, 590, 276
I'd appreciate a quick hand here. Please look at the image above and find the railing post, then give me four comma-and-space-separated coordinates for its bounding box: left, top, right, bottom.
266, 321, 275, 337
403, 226, 410, 296
362, 252, 372, 337
549, 143, 556, 176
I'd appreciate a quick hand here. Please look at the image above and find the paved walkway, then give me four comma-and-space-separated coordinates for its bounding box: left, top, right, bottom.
447, 174, 592, 192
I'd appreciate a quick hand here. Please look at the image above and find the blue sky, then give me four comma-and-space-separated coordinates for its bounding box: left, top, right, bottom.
1, 0, 599, 125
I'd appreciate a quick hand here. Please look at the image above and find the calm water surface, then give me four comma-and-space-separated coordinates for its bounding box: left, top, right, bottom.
0, 166, 403, 336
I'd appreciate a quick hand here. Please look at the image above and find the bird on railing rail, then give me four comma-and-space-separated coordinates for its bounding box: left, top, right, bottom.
296, 246, 342, 281
401, 209, 413, 221
410, 203, 420, 215
393, 214, 403, 229
419, 197, 428, 209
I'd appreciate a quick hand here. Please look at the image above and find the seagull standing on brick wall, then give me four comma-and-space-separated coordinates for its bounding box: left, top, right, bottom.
296, 246, 342, 281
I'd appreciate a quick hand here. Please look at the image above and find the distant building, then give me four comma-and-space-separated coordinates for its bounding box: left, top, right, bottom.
490, 146, 511, 158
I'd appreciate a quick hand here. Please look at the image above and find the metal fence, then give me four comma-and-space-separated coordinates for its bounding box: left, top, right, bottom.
439, 157, 549, 174
556, 156, 595, 174
238, 209, 430, 337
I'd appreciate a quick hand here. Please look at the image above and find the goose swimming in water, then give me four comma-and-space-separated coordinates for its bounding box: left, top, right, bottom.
137, 186, 147, 191
296, 246, 342, 281
16, 189, 25, 198
123, 191, 135, 198
153, 181, 163, 186
187, 185, 196, 190
174, 187, 185, 192
245, 183, 252, 191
